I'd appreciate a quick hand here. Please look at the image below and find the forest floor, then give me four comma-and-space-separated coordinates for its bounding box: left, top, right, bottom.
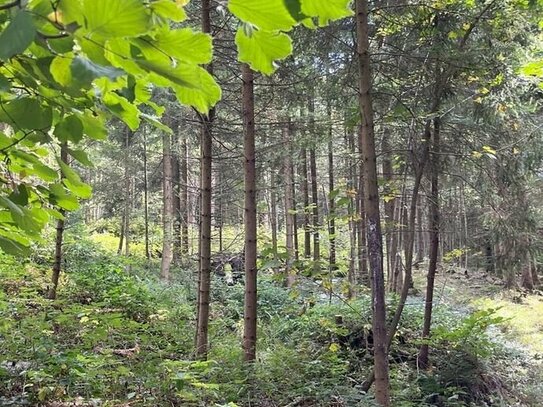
1, 241, 543, 406
412, 265, 543, 406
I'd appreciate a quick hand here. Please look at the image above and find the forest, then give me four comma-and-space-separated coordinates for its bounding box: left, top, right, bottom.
0, 0, 543, 406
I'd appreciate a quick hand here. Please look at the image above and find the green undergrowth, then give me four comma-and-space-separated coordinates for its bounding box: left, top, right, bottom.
0, 240, 538, 406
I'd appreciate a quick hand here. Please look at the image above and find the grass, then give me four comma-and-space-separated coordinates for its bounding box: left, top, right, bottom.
475, 293, 543, 355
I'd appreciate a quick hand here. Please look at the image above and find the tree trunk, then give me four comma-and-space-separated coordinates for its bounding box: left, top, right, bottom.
418, 117, 441, 368
356, 0, 390, 404
195, 0, 214, 359
48, 143, 68, 300
181, 135, 189, 255
242, 63, 258, 362
161, 131, 174, 281
357, 151, 368, 286
123, 127, 132, 269
308, 98, 320, 271
284, 121, 296, 287
143, 130, 150, 260
328, 128, 336, 270
301, 148, 311, 258
172, 128, 182, 264
347, 126, 358, 291
382, 129, 395, 280
270, 170, 278, 257
416, 195, 425, 264
309, 146, 320, 271
291, 163, 299, 262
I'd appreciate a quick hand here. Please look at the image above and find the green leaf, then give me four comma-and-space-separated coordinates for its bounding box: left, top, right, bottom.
285, 0, 309, 21
0, 236, 29, 256
71, 56, 124, 88
49, 183, 80, 210
0, 11, 36, 61
58, 160, 92, 199
78, 112, 107, 140
170, 64, 222, 113
54, 115, 84, 143
103, 92, 140, 130
81, 0, 151, 37
0, 74, 10, 91
50, 55, 73, 87
228, 0, 296, 31
150, 0, 187, 22
0, 197, 40, 234
0, 98, 53, 130
68, 148, 93, 166
63, 178, 92, 199
136, 59, 196, 88
9, 185, 29, 206
300, 0, 354, 26
235, 28, 293, 75
141, 113, 173, 134
32, 163, 58, 182
520, 59, 543, 77
151, 28, 212, 64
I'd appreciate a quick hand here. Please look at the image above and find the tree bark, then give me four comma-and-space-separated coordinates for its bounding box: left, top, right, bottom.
356, 0, 390, 404
181, 135, 189, 255
309, 146, 320, 271
160, 130, 174, 281
48, 143, 68, 300
172, 126, 182, 264
418, 117, 441, 368
301, 148, 311, 258
123, 127, 132, 269
382, 129, 395, 280
270, 170, 278, 257
242, 63, 258, 362
195, 0, 214, 359
143, 130, 150, 260
284, 121, 296, 287
308, 98, 320, 271
291, 163, 299, 262
327, 114, 336, 270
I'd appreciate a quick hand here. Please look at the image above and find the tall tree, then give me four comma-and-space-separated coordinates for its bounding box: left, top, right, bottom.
418, 117, 441, 368
242, 63, 258, 362
161, 129, 174, 281
196, 0, 214, 358
356, 0, 391, 404
47, 143, 68, 300
284, 120, 296, 287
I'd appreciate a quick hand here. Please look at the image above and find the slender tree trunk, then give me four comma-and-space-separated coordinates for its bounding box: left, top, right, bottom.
308, 98, 320, 271
48, 143, 68, 300
357, 154, 368, 285
347, 127, 358, 290
309, 146, 320, 270
356, 0, 390, 403
328, 132, 336, 269
242, 63, 258, 362
301, 148, 311, 258
416, 195, 425, 264
291, 164, 299, 261
382, 130, 395, 279
284, 122, 296, 287
161, 131, 174, 281
117, 216, 124, 255
173, 129, 182, 264
143, 130, 150, 260
123, 127, 132, 271
195, 0, 214, 359
418, 117, 441, 368
270, 170, 278, 256
181, 136, 189, 255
